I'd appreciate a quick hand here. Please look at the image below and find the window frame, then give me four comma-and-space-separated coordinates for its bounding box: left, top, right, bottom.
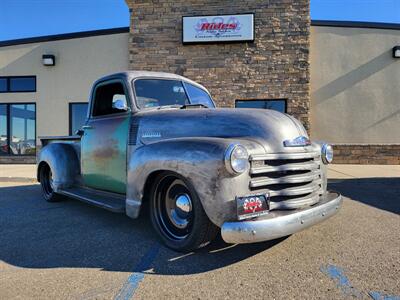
131, 77, 216, 110
0, 102, 36, 156
69, 102, 89, 135
89, 78, 132, 119
0, 76, 36, 93
182, 81, 215, 108
235, 99, 287, 113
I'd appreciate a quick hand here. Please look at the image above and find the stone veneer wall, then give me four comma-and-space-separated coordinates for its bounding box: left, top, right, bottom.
126, 0, 311, 130
333, 144, 400, 165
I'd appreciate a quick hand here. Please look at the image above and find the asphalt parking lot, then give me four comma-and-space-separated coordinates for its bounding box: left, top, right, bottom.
0, 166, 399, 299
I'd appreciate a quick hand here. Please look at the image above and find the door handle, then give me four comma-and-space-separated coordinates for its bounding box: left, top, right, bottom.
82, 125, 93, 130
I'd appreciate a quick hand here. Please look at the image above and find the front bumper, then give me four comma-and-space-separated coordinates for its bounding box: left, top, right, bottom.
221, 191, 342, 244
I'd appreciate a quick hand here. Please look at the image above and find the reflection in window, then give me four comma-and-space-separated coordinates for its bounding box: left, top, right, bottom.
0, 105, 7, 155
184, 83, 215, 108
235, 99, 287, 113
134, 79, 189, 109
70, 103, 88, 135
10, 104, 36, 155
92, 82, 127, 116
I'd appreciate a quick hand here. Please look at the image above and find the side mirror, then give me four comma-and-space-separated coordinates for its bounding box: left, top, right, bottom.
74, 129, 84, 136
112, 99, 128, 111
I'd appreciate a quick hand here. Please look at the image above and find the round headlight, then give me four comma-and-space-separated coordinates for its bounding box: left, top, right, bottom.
225, 144, 249, 174
321, 144, 333, 164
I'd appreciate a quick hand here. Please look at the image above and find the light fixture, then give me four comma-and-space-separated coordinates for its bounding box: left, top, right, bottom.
42, 54, 55, 66
393, 46, 400, 59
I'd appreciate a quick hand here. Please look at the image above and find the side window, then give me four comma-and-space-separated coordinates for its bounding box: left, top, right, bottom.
235, 99, 287, 113
92, 81, 128, 117
184, 83, 215, 108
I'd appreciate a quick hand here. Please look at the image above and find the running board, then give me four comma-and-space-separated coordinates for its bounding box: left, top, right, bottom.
58, 187, 126, 213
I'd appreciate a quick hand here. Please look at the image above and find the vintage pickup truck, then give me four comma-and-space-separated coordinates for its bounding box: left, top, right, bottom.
37, 71, 342, 252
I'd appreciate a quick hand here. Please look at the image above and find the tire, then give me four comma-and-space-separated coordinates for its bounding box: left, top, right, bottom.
149, 171, 219, 252
39, 163, 62, 202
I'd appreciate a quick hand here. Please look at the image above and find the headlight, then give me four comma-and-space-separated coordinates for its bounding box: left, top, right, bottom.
321, 144, 333, 164
225, 144, 249, 174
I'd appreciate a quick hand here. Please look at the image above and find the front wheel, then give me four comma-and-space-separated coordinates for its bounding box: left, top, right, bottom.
149, 172, 218, 252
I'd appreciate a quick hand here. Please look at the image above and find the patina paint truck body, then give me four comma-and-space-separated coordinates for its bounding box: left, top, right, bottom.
37, 71, 342, 251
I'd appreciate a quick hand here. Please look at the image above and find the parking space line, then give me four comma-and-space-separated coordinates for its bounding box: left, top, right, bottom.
114, 244, 160, 300
320, 264, 362, 298
321, 264, 400, 300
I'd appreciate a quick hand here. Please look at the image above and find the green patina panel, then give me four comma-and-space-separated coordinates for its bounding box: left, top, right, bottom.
81, 114, 130, 194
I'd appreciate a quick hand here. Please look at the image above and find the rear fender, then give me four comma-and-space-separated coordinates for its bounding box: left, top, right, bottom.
37, 143, 80, 191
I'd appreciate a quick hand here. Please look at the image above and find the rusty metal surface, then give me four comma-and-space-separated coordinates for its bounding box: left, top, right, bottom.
37, 71, 330, 229
37, 142, 80, 190
81, 114, 130, 194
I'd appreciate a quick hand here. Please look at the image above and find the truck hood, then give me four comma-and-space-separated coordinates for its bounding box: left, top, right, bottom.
134, 108, 309, 153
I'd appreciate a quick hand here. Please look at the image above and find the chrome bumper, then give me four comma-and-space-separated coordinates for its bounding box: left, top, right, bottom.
221, 191, 342, 244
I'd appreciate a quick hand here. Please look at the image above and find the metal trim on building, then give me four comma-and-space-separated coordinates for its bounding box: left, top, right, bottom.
0, 27, 130, 48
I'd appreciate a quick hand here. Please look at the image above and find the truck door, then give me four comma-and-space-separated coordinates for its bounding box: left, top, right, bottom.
81, 79, 130, 194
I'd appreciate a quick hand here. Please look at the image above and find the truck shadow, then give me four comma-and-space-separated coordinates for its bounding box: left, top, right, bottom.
328, 177, 400, 215
0, 183, 283, 275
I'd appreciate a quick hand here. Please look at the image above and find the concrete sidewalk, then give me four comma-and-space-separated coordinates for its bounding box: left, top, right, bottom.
327, 164, 400, 179
0, 164, 399, 182
0, 164, 37, 182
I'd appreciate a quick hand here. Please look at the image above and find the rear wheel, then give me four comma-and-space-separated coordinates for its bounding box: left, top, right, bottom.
39, 164, 62, 202
149, 172, 218, 252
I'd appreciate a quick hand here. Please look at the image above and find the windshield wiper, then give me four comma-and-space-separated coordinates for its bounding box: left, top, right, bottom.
181, 103, 208, 109
157, 104, 183, 110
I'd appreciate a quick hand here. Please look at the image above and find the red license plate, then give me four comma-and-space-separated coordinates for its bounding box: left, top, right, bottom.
236, 194, 269, 220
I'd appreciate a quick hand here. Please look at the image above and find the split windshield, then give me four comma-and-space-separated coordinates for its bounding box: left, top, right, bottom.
133, 79, 214, 109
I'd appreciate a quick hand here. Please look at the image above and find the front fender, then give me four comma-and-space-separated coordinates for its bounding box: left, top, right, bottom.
37, 143, 80, 191
126, 137, 250, 226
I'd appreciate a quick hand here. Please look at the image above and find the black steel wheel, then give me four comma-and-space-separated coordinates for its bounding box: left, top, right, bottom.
39, 163, 62, 202
150, 172, 218, 252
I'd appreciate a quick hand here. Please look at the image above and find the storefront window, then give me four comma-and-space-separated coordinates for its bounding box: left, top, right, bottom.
235, 99, 287, 113
0, 104, 36, 155
69, 103, 88, 134
0, 105, 7, 155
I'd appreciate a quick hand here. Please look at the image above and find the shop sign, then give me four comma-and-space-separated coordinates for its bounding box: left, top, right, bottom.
182, 14, 254, 44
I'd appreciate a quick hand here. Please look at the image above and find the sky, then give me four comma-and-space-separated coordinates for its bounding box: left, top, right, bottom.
0, 0, 399, 42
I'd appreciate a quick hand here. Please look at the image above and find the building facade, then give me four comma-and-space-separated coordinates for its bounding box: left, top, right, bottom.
127, 0, 311, 130
0, 1, 399, 164
0, 28, 129, 163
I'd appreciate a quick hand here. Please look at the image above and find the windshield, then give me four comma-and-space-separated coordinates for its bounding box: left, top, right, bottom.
133, 79, 215, 109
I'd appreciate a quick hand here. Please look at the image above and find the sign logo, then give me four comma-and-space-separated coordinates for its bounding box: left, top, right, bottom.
183, 14, 254, 43
243, 197, 263, 214
194, 16, 241, 38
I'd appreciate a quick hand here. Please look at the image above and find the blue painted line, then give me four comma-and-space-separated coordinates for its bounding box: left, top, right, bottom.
321, 264, 400, 300
320, 264, 362, 298
115, 244, 160, 300
369, 291, 400, 300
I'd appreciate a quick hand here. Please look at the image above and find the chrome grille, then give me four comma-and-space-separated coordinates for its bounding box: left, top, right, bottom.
249, 151, 323, 211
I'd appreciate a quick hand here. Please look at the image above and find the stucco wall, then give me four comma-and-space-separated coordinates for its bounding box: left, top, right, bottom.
0, 32, 129, 143
310, 26, 400, 143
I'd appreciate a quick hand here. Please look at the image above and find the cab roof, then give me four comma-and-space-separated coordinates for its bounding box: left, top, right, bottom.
96, 71, 209, 92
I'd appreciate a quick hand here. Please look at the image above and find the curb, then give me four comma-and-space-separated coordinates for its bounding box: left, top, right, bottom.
0, 177, 37, 183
